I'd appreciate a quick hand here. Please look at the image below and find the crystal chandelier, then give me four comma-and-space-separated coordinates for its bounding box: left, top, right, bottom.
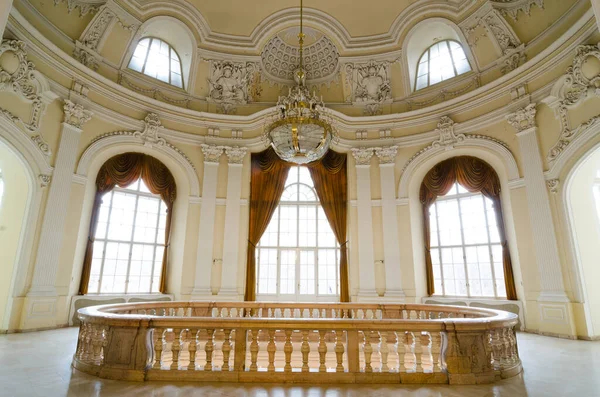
265, 0, 334, 164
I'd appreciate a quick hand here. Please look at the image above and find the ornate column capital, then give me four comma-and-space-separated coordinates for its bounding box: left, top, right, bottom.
201, 144, 224, 163
507, 103, 537, 133
63, 99, 92, 129
351, 147, 374, 166
224, 146, 247, 164
374, 145, 398, 164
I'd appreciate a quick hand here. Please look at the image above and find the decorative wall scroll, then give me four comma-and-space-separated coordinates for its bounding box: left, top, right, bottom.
345, 60, 392, 111
460, 4, 521, 57
547, 43, 600, 162
0, 40, 53, 157
207, 61, 259, 115
53, 0, 104, 17
432, 116, 465, 149
506, 103, 537, 132
91, 113, 196, 171
491, 0, 545, 22
80, 6, 115, 51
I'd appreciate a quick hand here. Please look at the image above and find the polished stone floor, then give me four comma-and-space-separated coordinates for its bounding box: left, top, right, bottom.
0, 328, 599, 397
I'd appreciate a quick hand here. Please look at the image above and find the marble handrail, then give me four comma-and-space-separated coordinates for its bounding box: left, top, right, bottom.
73, 302, 521, 385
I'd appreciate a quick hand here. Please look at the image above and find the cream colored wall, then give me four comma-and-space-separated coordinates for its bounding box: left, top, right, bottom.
0, 143, 29, 329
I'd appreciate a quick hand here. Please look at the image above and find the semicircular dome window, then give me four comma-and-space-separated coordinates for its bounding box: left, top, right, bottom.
415, 40, 471, 91
261, 28, 340, 85
128, 37, 184, 88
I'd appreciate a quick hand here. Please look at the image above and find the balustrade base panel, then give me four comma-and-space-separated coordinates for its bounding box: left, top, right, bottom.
72, 359, 145, 381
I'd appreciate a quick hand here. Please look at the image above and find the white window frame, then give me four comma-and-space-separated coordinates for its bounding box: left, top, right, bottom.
414, 39, 471, 91
256, 167, 340, 302
128, 37, 184, 89
88, 179, 166, 295
429, 183, 506, 299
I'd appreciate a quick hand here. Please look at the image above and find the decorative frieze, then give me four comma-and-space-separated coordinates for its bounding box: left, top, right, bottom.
345, 60, 392, 105
506, 103, 537, 132
201, 144, 225, 163
80, 6, 115, 51
351, 147, 375, 166
491, 0, 545, 22
224, 146, 248, 164
53, 0, 102, 17
460, 4, 521, 57
374, 146, 398, 164
73, 46, 100, 71
207, 61, 259, 114
63, 100, 93, 128
547, 43, 600, 162
501, 51, 527, 74
379, 129, 391, 139
355, 130, 368, 140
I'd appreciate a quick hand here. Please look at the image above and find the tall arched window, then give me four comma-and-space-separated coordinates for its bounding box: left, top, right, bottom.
128, 37, 184, 88
429, 182, 505, 298
256, 166, 339, 301
415, 40, 471, 91
87, 178, 167, 294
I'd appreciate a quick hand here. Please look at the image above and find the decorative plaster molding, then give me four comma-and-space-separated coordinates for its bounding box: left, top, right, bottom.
461, 4, 521, 57
501, 51, 527, 75
345, 60, 392, 105
63, 99, 92, 128
0, 40, 47, 133
405, 76, 480, 110
491, 0, 545, 22
73, 45, 100, 71
207, 60, 259, 110
374, 145, 398, 164
351, 147, 374, 165
224, 146, 247, 164
80, 6, 115, 51
432, 116, 465, 149
39, 174, 51, 187
200, 144, 224, 163
547, 43, 600, 163
506, 103, 537, 132
547, 179, 559, 194
117, 71, 192, 108
31, 135, 51, 157
260, 31, 339, 86
53, 0, 104, 17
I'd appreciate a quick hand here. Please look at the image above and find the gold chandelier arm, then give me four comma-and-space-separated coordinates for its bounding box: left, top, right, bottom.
297, 0, 305, 83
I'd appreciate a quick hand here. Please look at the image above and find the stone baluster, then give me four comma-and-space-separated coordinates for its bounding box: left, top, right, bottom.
153, 328, 164, 369
301, 330, 310, 372
249, 329, 259, 371
204, 329, 215, 371
381, 331, 389, 372
170, 329, 181, 370
335, 330, 345, 372
414, 332, 423, 372
491, 329, 502, 369
188, 329, 197, 370
222, 329, 232, 371
405, 332, 415, 372
318, 330, 328, 372
430, 331, 442, 372
91, 326, 103, 365
421, 332, 432, 373
267, 329, 276, 371
363, 331, 373, 373
284, 330, 293, 372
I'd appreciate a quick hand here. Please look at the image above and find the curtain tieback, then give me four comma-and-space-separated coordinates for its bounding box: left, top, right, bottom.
340, 241, 349, 247
248, 240, 257, 248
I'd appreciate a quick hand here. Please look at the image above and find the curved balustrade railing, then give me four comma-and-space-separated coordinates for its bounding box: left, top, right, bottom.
73, 302, 521, 384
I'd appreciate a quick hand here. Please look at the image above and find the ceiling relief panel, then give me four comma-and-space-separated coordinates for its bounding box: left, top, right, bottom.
260, 27, 340, 86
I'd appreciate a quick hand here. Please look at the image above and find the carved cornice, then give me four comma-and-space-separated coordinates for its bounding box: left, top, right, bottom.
63, 100, 92, 128
224, 146, 248, 164
506, 103, 537, 133
53, 0, 104, 17
491, 0, 544, 22
548, 43, 600, 162
201, 144, 224, 163
374, 145, 398, 164
351, 147, 375, 166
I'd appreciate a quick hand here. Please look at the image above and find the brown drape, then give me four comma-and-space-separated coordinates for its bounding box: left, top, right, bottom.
244, 147, 292, 301
78, 153, 177, 295
307, 150, 350, 302
419, 156, 517, 300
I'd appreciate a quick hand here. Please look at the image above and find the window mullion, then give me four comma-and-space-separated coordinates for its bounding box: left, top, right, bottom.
455, 195, 470, 298
433, 202, 445, 296
148, 199, 163, 293
482, 197, 499, 298
97, 191, 115, 294
447, 41, 459, 77
125, 193, 141, 294
140, 38, 152, 75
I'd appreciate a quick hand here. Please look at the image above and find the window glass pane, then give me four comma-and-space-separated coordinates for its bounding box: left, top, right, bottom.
258, 248, 277, 294
279, 205, 297, 246
128, 38, 183, 88
415, 40, 470, 90
298, 205, 317, 247
299, 250, 315, 295
279, 250, 296, 294
460, 195, 488, 245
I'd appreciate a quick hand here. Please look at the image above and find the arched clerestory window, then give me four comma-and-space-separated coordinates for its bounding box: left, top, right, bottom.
128, 37, 184, 88
256, 166, 340, 301
415, 40, 471, 91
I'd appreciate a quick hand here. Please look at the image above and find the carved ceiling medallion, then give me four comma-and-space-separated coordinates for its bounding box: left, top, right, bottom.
261, 29, 340, 85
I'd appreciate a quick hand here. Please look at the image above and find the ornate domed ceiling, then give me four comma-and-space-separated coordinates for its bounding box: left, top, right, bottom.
260, 27, 339, 85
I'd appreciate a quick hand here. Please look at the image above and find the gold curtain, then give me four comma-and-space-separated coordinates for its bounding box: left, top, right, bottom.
307, 150, 350, 302
419, 156, 517, 300
244, 147, 292, 301
78, 153, 177, 295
